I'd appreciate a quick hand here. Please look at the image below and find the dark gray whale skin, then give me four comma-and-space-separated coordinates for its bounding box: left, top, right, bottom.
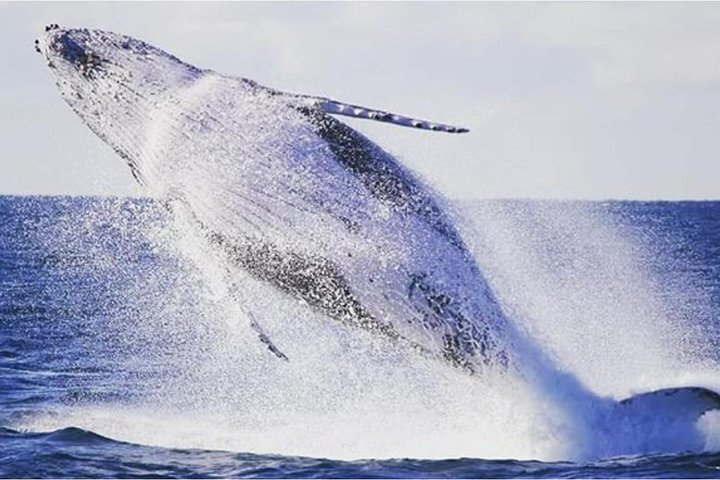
304, 109, 467, 251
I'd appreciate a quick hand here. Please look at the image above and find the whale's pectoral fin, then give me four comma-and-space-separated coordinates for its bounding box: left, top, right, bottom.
617, 386, 720, 420
296, 95, 470, 134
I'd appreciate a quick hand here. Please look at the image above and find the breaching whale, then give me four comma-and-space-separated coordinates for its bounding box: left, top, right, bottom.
37, 26, 720, 424
37, 24, 512, 372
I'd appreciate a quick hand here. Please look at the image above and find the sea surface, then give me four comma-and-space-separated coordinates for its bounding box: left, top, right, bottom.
1, 196, 720, 478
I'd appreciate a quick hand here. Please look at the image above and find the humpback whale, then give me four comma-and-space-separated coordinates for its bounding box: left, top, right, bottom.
37, 25, 511, 372
37, 26, 720, 425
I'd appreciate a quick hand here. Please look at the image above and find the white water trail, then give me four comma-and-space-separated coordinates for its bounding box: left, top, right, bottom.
458, 200, 720, 459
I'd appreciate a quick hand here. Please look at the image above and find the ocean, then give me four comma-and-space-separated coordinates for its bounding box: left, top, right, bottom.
1, 195, 720, 478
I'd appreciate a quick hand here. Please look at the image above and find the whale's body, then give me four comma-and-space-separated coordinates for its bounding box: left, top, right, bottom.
38, 26, 512, 370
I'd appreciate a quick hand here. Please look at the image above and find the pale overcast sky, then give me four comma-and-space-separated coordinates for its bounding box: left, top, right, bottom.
1, 2, 720, 200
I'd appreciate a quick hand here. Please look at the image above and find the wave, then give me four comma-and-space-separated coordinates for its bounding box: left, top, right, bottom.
3, 425, 720, 478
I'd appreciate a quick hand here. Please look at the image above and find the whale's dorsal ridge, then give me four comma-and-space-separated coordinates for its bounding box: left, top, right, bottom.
293, 94, 470, 134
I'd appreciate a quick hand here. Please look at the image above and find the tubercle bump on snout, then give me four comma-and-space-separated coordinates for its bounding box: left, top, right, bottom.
40, 26, 105, 79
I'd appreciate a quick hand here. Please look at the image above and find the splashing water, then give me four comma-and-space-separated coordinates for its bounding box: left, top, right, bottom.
7, 197, 718, 463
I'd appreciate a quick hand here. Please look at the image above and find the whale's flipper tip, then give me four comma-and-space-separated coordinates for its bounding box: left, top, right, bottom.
299, 95, 470, 134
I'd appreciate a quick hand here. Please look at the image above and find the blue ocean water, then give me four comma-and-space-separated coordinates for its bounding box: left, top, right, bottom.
1, 195, 720, 478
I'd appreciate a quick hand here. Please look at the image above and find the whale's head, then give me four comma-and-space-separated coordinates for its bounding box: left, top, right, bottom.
37, 24, 201, 93
36, 25, 203, 175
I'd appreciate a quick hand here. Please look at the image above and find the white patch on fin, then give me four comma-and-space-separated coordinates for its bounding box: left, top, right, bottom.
298, 95, 470, 134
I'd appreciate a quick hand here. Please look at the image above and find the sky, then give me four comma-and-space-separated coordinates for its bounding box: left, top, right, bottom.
1, 2, 720, 200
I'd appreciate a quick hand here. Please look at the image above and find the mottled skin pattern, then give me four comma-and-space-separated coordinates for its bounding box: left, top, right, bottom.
300, 108, 467, 251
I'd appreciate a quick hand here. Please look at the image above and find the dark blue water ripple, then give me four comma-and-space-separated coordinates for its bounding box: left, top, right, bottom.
3, 426, 720, 478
